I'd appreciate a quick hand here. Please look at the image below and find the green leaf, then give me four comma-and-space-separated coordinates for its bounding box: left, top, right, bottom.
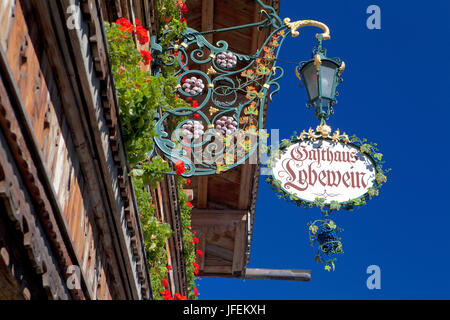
129, 168, 145, 176
327, 220, 336, 229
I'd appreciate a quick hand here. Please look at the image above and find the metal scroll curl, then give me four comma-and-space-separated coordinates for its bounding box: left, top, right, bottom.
150, 0, 338, 176
152, 21, 290, 176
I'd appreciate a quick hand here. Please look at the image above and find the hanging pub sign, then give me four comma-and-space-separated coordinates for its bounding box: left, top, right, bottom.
266, 123, 389, 271
266, 123, 388, 211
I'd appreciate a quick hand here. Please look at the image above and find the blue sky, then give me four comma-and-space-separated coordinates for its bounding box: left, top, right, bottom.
198, 0, 450, 299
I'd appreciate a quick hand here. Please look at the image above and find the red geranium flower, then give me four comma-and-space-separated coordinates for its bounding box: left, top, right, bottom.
140, 50, 153, 65
190, 237, 199, 245
173, 293, 187, 300
167, 265, 172, 271
193, 288, 199, 297
161, 278, 169, 288
180, 17, 187, 25
135, 18, 141, 25
161, 289, 173, 300
116, 17, 130, 25
193, 113, 200, 119
186, 178, 191, 185
175, 160, 186, 175
186, 201, 193, 208
180, 4, 188, 14
116, 17, 133, 33
135, 25, 149, 45
192, 100, 199, 108
196, 249, 203, 257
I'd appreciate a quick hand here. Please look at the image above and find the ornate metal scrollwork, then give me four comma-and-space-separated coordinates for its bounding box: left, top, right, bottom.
151, 0, 331, 176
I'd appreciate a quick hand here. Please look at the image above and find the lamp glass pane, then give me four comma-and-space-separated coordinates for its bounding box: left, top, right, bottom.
320, 61, 338, 98
302, 63, 318, 100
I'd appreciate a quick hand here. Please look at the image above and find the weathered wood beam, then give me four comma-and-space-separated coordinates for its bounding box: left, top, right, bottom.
200, 0, 214, 74
238, 164, 253, 209
250, 0, 261, 54
232, 219, 247, 274
245, 268, 312, 282
203, 265, 232, 274
191, 209, 247, 227
197, 176, 208, 209
201, 0, 214, 42
205, 243, 234, 261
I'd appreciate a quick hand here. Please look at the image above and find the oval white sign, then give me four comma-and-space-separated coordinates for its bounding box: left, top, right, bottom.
272, 140, 376, 204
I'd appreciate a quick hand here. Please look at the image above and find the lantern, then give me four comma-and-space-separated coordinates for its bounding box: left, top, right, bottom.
298, 42, 345, 122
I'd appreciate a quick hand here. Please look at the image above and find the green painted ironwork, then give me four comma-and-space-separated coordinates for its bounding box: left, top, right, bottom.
146, 0, 383, 271
308, 208, 343, 272
149, 0, 319, 176
297, 36, 344, 124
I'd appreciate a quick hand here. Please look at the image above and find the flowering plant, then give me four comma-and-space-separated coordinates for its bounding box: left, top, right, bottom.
105, 19, 188, 167
158, 0, 188, 50
133, 175, 172, 298
177, 177, 200, 299
107, 13, 198, 299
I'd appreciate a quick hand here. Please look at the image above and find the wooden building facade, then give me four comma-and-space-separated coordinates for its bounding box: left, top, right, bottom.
0, 0, 159, 300
0, 0, 280, 300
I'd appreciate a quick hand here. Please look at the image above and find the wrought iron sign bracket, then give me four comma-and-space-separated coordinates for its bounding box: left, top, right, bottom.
149, 0, 335, 177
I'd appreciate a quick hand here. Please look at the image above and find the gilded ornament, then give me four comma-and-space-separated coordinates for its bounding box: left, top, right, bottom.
314, 54, 322, 71
316, 123, 331, 138
283, 17, 331, 40
295, 67, 302, 81
208, 106, 219, 116
297, 124, 349, 143
207, 66, 217, 75
338, 61, 345, 76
